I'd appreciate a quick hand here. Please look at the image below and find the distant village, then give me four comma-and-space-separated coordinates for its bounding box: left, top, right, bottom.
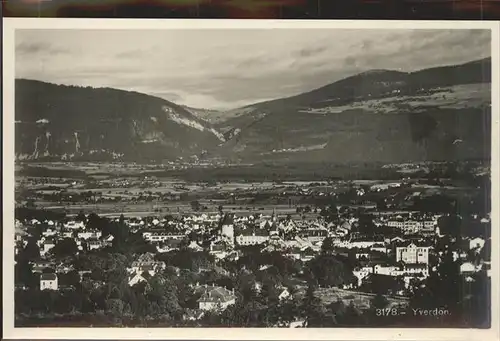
15, 197, 491, 325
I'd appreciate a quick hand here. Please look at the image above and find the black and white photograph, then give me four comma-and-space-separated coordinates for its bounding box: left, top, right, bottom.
2, 19, 499, 339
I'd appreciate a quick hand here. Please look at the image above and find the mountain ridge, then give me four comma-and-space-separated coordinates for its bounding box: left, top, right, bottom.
15, 57, 492, 163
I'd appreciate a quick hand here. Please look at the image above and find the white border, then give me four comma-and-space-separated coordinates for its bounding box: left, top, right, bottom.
3, 18, 499, 341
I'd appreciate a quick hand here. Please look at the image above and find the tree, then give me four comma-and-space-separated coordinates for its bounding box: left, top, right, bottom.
301, 283, 328, 326
190, 200, 201, 212
321, 237, 334, 255
51, 238, 79, 258
370, 293, 389, 310
76, 210, 86, 223
106, 298, 125, 317
25, 198, 36, 209
22, 238, 41, 261
307, 254, 354, 288
15, 260, 38, 289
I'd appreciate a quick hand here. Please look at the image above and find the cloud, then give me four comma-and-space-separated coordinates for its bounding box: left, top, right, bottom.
16, 41, 69, 56
15, 28, 491, 110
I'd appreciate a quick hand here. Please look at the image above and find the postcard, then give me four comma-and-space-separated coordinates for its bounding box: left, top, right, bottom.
2, 18, 499, 340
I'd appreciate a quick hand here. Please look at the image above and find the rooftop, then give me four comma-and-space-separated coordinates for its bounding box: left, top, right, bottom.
40, 273, 57, 281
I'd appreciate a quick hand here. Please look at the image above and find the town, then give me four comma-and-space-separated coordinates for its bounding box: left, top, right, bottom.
14, 161, 491, 328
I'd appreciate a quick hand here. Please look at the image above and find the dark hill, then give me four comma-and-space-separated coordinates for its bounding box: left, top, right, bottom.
15, 79, 223, 161
214, 58, 491, 163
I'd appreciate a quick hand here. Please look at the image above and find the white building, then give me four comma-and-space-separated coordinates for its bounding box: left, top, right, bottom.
236, 229, 269, 246
128, 252, 166, 276
77, 230, 102, 240
469, 237, 486, 252
40, 273, 58, 290
221, 216, 235, 245
460, 262, 482, 275
278, 288, 291, 301
40, 240, 56, 257
142, 231, 185, 242
197, 286, 236, 311
396, 242, 431, 264
64, 221, 85, 230
128, 273, 148, 286
387, 218, 437, 234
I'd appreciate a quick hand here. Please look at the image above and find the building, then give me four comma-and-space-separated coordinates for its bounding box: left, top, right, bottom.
221, 214, 235, 245
197, 286, 236, 311
40, 273, 58, 290
460, 262, 482, 275
278, 288, 291, 301
235, 228, 269, 246
395, 242, 432, 264
387, 218, 437, 234
128, 273, 148, 286
469, 237, 486, 252
129, 252, 166, 275
64, 220, 85, 230
299, 227, 328, 243
40, 239, 56, 257
142, 230, 185, 243
77, 229, 102, 240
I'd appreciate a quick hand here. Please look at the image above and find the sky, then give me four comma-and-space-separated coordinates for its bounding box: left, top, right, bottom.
16, 28, 491, 110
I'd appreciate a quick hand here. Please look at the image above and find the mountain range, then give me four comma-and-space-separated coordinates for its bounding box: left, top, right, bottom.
15, 57, 492, 164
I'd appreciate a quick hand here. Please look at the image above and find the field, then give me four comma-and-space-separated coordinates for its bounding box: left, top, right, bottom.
300, 83, 490, 115
15, 160, 487, 220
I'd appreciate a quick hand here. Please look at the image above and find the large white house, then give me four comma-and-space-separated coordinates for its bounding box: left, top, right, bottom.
40, 273, 58, 290
197, 286, 236, 311
396, 242, 432, 265
387, 217, 438, 234
128, 252, 166, 276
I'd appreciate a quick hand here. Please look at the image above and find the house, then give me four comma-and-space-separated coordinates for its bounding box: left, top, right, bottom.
278, 288, 291, 301
128, 272, 148, 286
299, 227, 328, 243
32, 260, 55, 273
157, 239, 183, 253
387, 217, 437, 234
77, 229, 102, 240
235, 228, 269, 246
183, 309, 205, 321
129, 252, 166, 275
42, 228, 58, 238
395, 242, 432, 265
460, 262, 482, 275
370, 243, 388, 254
300, 247, 316, 262
285, 246, 302, 260
55, 263, 75, 274
353, 268, 372, 287
209, 241, 231, 260
188, 241, 204, 252
197, 285, 237, 311
87, 239, 103, 251
469, 237, 485, 252
402, 263, 429, 277
142, 230, 185, 243
221, 214, 235, 245
64, 220, 85, 230
40, 239, 56, 257
40, 273, 58, 290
